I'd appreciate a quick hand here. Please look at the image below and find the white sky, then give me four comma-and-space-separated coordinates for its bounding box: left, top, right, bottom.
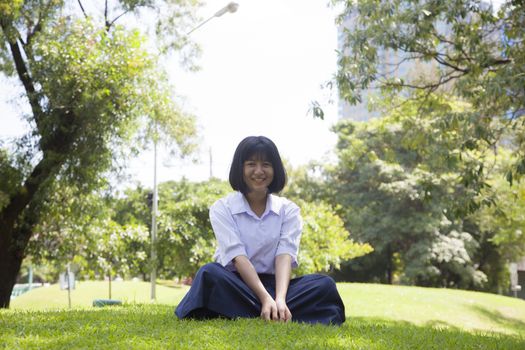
1, 0, 341, 187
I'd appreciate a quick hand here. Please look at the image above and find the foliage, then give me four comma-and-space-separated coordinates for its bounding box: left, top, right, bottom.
26, 183, 107, 265
0, 0, 200, 307
0, 148, 24, 210
24, 184, 108, 282
155, 179, 232, 278
474, 174, 525, 261
331, 0, 525, 291
24, 181, 151, 281
283, 161, 334, 204
283, 163, 373, 275
87, 221, 150, 281
295, 200, 372, 276
333, 0, 525, 183
112, 186, 152, 228
466, 150, 525, 291
329, 95, 500, 289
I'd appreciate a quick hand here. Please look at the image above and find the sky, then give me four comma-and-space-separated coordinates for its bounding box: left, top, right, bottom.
1, 1, 341, 188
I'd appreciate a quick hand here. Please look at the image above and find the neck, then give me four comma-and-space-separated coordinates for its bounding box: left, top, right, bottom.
245, 190, 268, 206
245, 190, 268, 217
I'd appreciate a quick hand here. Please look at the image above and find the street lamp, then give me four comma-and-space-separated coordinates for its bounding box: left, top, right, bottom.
186, 2, 239, 36
150, 1, 239, 301
150, 127, 158, 301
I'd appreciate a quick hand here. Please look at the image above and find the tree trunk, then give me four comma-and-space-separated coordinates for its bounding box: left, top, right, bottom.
0, 228, 25, 308
386, 245, 393, 284
0, 166, 54, 308
0, 160, 61, 308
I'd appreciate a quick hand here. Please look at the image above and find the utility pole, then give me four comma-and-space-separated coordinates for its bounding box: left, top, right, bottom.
151, 131, 158, 301
149, 1, 238, 300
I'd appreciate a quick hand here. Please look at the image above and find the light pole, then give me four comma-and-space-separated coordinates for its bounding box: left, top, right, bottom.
186, 2, 239, 36
150, 1, 239, 301
150, 123, 158, 301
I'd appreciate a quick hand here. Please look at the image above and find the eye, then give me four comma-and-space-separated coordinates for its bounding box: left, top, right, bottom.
245, 161, 256, 167
263, 162, 273, 168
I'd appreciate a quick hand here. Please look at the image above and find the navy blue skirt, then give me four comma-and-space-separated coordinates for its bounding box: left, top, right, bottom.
175, 263, 345, 325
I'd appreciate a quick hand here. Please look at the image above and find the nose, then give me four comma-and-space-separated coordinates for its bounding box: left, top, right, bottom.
254, 163, 264, 174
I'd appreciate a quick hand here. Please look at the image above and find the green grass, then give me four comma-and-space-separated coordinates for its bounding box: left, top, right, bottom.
9, 280, 188, 309
339, 283, 525, 335
2, 281, 525, 349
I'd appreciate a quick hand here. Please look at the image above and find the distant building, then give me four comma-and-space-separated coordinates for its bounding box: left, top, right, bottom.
337, 11, 447, 121
337, 11, 414, 121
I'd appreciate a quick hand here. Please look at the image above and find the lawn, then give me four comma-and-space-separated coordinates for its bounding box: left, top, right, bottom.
8, 280, 189, 310
2, 281, 525, 349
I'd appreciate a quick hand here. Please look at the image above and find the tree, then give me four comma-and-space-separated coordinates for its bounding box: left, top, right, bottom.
329, 95, 494, 288
24, 181, 110, 281
86, 220, 149, 298
283, 161, 334, 205
333, 0, 525, 184
294, 200, 372, 276
0, 0, 199, 307
25, 183, 152, 283
155, 179, 231, 278
467, 150, 525, 292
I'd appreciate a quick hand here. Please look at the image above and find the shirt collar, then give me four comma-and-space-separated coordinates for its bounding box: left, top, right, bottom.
230, 191, 283, 215
267, 194, 284, 214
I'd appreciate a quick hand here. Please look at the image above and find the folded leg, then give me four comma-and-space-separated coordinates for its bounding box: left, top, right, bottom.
286, 274, 345, 325
175, 263, 260, 320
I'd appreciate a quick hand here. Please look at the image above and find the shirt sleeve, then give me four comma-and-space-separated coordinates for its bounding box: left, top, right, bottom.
209, 199, 247, 269
275, 201, 303, 268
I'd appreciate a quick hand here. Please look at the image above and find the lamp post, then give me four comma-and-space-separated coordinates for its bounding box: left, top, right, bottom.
150, 1, 239, 301
186, 2, 239, 36
150, 124, 158, 301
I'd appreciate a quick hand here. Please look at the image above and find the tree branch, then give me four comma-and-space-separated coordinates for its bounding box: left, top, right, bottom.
107, 10, 130, 30
77, 0, 88, 19
25, 0, 55, 48
0, 107, 81, 237
433, 55, 470, 73
431, 30, 473, 64
3, 33, 44, 127
0, 154, 60, 238
381, 71, 466, 91
379, 53, 426, 78
104, 0, 110, 30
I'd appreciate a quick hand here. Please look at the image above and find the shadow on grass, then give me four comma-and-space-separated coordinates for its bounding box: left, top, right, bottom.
1, 305, 524, 349
342, 317, 524, 350
468, 304, 525, 335
423, 319, 461, 331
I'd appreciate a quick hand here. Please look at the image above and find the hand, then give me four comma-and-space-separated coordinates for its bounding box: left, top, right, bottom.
260, 296, 278, 321
275, 298, 292, 322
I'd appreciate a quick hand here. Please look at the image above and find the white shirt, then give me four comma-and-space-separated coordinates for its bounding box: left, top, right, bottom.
210, 191, 303, 274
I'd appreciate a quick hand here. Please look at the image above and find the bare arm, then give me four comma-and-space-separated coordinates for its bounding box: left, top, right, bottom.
274, 254, 292, 322
234, 255, 277, 320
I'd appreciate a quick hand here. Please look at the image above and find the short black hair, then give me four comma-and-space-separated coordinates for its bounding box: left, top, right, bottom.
229, 136, 287, 195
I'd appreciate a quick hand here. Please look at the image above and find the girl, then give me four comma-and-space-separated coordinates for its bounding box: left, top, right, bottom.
175, 136, 345, 325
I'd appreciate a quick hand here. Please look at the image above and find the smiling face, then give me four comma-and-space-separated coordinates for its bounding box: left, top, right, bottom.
229, 136, 286, 195
242, 154, 274, 195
